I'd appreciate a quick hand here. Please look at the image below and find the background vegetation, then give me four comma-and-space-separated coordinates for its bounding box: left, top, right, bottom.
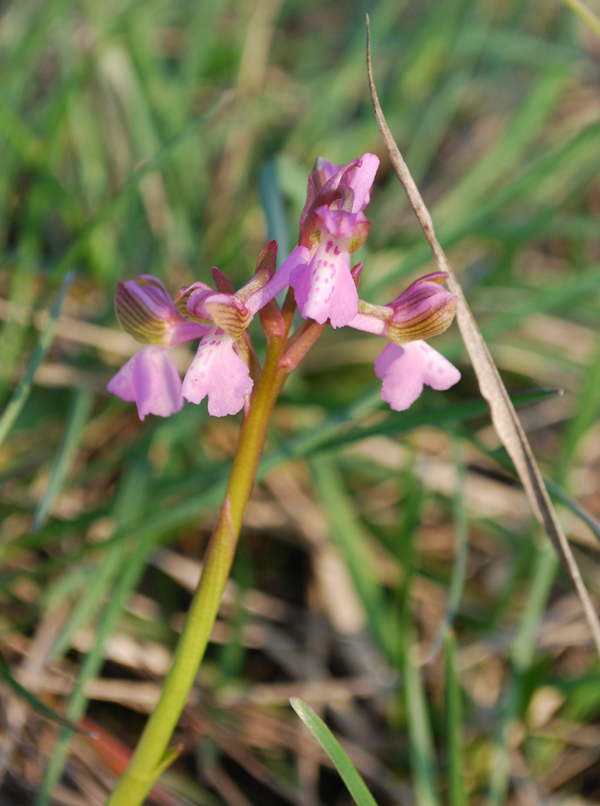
2, 0, 600, 803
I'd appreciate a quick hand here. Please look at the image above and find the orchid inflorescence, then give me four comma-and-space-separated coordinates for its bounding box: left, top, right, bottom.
105, 157, 463, 806
108, 154, 461, 419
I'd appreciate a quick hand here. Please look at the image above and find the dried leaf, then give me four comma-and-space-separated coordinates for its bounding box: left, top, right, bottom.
365, 16, 600, 655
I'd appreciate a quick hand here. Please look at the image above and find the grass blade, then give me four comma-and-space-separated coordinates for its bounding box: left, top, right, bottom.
290, 698, 379, 806
309, 455, 393, 659
445, 632, 466, 806
0, 271, 73, 448
426, 439, 469, 662
404, 637, 442, 806
545, 478, 600, 545
32, 388, 94, 532
258, 158, 289, 264
0, 655, 89, 736
51, 91, 233, 281
7, 388, 558, 583
37, 460, 154, 806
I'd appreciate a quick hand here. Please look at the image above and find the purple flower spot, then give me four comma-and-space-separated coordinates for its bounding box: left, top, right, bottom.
326, 241, 333, 253
334, 245, 340, 255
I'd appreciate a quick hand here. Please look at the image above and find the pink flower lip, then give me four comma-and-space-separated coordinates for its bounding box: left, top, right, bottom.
107, 345, 184, 420
375, 340, 461, 412
181, 327, 253, 417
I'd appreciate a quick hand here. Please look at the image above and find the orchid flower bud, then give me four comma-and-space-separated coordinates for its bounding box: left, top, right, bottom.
115, 276, 203, 346
385, 272, 457, 345
178, 284, 251, 340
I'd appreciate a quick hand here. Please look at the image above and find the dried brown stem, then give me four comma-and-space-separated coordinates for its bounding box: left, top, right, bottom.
365, 15, 600, 655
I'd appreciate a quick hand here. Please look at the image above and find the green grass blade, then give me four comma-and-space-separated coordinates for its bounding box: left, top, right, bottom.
445, 631, 466, 806
435, 70, 567, 221
51, 91, 233, 281
290, 698, 379, 806
309, 455, 394, 659
426, 439, 469, 662
545, 478, 600, 545
404, 635, 442, 806
0, 271, 73, 448
464, 434, 600, 549
11, 388, 559, 582
0, 253, 39, 400
37, 460, 153, 806
48, 459, 152, 661
562, 333, 600, 465
32, 388, 94, 532
0, 654, 88, 736
310, 389, 559, 456
487, 539, 558, 806
258, 158, 289, 264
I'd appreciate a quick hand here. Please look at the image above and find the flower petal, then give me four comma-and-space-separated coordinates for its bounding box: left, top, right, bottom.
374, 340, 461, 411
316, 209, 370, 247
290, 241, 358, 328
181, 328, 253, 417
348, 153, 380, 213
245, 245, 311, 315
115, 276, 207, 346
107, 345, 183, 420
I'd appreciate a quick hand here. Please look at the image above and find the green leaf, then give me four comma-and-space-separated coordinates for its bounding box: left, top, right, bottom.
0, 654, 90, 735
426, 439, 469, 662
290, 698, 379, 806
0, 271, 73, 448
445, 632, 467, 806
32, 388, 95, 532
404, 636, 442, 806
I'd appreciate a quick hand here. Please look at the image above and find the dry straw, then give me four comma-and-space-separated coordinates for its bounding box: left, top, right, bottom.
365, 15, 600, 656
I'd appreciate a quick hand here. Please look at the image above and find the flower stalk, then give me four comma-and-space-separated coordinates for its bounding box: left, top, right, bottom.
106, 333, 288, 806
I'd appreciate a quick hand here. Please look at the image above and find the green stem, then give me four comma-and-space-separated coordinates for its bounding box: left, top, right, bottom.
106, 335, 288, 806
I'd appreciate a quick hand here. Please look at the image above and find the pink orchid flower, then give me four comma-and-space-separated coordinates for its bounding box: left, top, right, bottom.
347, 272, 461, 411
179, 245, 309, 417
289, 153, 379, 328
107, 155, 461, 422
107, 277, 208, 420
181, 327, 254, 417
108, 246, 310, 421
